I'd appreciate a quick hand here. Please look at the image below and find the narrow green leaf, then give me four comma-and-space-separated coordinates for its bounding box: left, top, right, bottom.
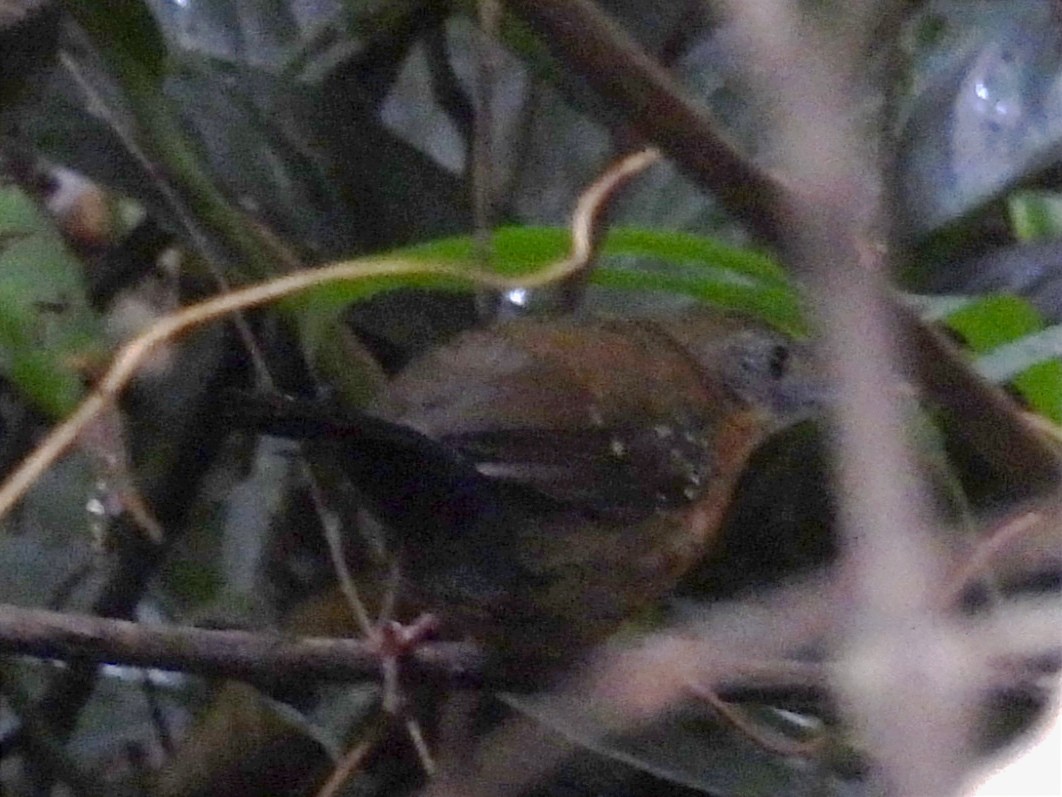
287, 226, 807, 406
594, 268, 806, 336
394, 225, 805, 331
604, 228, 789, 285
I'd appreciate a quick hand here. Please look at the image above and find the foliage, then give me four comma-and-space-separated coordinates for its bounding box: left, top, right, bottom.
0, 186, 100, 416
0, 1, 1059, 796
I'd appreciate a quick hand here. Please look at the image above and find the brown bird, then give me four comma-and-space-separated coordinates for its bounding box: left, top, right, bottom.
248, 310, 821, 684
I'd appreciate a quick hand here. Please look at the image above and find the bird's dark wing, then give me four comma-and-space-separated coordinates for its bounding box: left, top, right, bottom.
444, 420, 718, 514
230, 391, 559, 542
233, 390, 720, 525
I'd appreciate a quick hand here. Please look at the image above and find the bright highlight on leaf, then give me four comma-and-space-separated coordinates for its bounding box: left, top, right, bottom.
402, 226, 807, 335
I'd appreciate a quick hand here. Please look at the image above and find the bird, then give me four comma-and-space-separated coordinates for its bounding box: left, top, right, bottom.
244, 309, 822, 685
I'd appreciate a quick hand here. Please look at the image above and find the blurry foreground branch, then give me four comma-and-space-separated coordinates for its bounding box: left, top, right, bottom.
0, 592, 1053, 699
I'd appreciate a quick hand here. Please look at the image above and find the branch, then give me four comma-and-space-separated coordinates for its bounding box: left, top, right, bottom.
0, 604, 483, 686
0, 592, 1051, 701
501, 0, 788, 244
500, 0, 1060, 493
488, 4, 1061, 795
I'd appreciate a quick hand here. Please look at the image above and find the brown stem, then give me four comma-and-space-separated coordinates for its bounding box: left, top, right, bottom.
501, 0, 789, 244
0, 604, 482, 686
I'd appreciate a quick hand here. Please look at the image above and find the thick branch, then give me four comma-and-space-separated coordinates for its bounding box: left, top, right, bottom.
502, 0, 788, 244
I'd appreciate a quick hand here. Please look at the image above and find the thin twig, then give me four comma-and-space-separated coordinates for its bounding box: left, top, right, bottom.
60, 47, 273, 380
0, 663, 111, 797
941, 510, 1045, 607
0, 603, 482, 684
0, 263, 511, 524
302, 466, 375, 639
0, 145, 658, 527
314, 727, 382, 797
425, 25, 474, 151
473, 0, 500, 271
139, 669, 175, 756
687, 681, 826, 758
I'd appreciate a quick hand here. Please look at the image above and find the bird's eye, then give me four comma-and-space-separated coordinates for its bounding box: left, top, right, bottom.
768, 344, 789, 379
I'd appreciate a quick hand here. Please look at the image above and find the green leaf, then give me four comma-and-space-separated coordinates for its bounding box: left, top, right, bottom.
286, 226, 806, 406
945, 294, 1062, 423
603, 228, 789, 285
0, 187, 103, 417
1013, 360, 1062, 423
402, 226, 569, 277
972, 322, 1062, 421
944, 294, 1042, 350
1007, 190, 1062, 242
593, 267, 804, 335
400, 226, 805, 332
61, 0, 167, 87
289, 225, 804, 339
